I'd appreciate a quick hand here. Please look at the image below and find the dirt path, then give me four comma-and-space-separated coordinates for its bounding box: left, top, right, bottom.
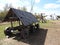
45, 21, 60, 45
45, 28, 60, 45
0, 38, 29, 45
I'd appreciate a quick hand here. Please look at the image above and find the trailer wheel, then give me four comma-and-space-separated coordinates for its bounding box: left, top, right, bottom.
4, 27, 13, 38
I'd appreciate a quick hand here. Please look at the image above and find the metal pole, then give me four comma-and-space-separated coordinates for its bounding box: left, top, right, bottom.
30, 0, 35, 13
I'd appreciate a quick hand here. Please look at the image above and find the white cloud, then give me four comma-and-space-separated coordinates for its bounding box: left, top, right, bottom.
32, 6, 40, 13
5, 0, 30, 7
0, 3, 5, 10
26, 6, 40, 13
35, 0, 40, 3
0, 0, 30, 10
44, 3, 60, 9
0, 0, 21, 10
0, 0, 41, 12
5, 0, 18, 4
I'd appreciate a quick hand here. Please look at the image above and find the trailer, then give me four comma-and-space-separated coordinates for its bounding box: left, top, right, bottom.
3, 8, 39, 38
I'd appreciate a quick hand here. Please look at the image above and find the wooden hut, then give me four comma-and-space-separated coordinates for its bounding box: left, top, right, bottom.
3, 8, 39, 38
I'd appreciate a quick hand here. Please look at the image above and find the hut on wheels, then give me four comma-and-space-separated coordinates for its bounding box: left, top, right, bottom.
3, 8, 39, 38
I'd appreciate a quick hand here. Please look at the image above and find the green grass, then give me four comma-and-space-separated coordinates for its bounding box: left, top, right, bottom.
0, 23, 11, 39
39, 20, 52, 28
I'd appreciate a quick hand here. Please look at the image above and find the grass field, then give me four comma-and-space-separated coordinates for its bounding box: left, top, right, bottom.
0, 20, 52, 39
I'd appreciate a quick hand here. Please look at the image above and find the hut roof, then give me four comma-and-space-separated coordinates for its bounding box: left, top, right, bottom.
3, 8, 38, 26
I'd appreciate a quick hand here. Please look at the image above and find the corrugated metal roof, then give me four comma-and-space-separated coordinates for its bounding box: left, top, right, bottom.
4, 8, 38, 26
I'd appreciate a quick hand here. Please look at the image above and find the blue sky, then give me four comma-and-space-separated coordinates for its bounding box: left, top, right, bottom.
0, 0, 60, 15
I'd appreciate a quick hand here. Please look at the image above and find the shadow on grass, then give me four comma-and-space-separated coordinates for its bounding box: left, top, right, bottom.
13, 28, 48, 45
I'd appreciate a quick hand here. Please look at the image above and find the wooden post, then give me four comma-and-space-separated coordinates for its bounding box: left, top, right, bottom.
19, 20, 20, 26
11, 20, 13, 28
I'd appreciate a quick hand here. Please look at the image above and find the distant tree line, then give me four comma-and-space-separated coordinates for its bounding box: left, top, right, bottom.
0, 4, 9, 22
